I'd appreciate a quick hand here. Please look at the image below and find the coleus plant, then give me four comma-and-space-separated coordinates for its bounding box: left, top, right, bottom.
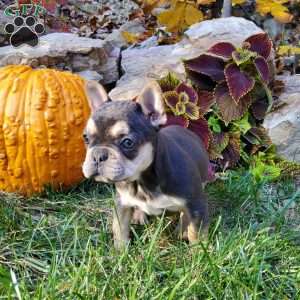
158, 73, 214, 149
184, 32, 273, 125
157, 33, 274, 170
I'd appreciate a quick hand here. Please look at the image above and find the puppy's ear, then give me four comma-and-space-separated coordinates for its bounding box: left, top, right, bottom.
137, 82, 167, 127
85, 80, 108, 112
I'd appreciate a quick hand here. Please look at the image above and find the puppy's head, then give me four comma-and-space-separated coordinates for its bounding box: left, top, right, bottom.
82, 80, 167, 183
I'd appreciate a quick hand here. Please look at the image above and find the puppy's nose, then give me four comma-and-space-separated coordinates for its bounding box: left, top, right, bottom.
93, 148, 109, 164
99, 149, 109, 162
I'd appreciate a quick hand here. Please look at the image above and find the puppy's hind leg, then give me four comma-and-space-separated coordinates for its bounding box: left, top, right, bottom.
185, 194, 209, 244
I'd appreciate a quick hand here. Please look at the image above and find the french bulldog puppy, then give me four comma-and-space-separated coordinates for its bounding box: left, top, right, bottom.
82, 80, 209, 249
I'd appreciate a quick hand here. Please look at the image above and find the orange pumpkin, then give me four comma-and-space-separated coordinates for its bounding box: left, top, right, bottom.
0, 65, 90, 195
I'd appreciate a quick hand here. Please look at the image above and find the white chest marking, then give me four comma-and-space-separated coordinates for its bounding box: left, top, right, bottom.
117, 187, 185, 215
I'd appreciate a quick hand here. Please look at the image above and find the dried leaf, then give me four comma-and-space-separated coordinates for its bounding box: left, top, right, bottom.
197, 0, 216, 4
158, 2, 203, 33
256, 0, 293, 23
143, 0, 168, 14
277, 45, 300, 55
233, 0, 246, 5
121, 31, 140, 44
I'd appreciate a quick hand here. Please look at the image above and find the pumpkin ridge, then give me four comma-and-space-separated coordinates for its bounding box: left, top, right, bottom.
51, 69, 68, 185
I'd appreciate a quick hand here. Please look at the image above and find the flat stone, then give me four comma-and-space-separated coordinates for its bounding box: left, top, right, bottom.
264, 75, 300, 162
109, 17, 264, 101
0, 33, 120, 84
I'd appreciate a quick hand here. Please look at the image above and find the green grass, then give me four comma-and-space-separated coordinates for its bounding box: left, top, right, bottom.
0, 171, 300, 300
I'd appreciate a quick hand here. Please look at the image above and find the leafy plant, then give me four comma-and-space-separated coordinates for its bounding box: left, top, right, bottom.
184, 33, 273, 124
159, 73, 214, 148
157, 33, 275, 170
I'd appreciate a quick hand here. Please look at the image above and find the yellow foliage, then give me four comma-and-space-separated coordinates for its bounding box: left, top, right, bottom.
232, 0, 246, 5
157, 0, 203, 32
278, 45, 300, 55
196, 0, 216, 5
256, 0, 293, 23
142, 0, 168, 14
121, 31, 141, 44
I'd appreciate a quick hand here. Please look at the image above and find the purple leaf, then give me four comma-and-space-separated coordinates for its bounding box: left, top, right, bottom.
163, 91, 179, 111
198, 90, 215, 115
188, 117, 211, 149
166, 114, 189, 127
254, 56, 270, 83
224, 63, 255, 103
214, 82, 253, 124
208, 42, 236, 59
221, 132, 241, 168
176, 83, 198, 104
185, 102, 200, 120
186, 69, 216, 91
184, 54, 226, 82
208, 132, 229, 159
244, 33, 273, 60
251, 98, 268, 120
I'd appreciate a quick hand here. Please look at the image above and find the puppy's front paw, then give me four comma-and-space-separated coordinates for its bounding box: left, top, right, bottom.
114, 238, 130, 251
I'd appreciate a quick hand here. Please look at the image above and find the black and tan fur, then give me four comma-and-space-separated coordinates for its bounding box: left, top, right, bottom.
82, 80, 209, 249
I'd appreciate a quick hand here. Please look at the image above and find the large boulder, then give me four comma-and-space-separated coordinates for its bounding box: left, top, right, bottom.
264, 75, 300, 163
109, 17, 265, 101
0, 33, 120, 84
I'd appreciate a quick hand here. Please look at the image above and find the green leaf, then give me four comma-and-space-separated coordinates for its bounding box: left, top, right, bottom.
208, 115, 221, 133
232, 112, 251, 134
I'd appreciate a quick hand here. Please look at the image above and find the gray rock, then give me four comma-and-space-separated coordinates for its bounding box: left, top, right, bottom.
0, 33, 120, 84
76, 70, 103, 81
264, 75, 300, 162
109, 17, 264, 101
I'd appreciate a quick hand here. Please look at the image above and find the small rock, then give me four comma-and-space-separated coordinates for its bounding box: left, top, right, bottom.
76, 70, 103, 81
264, 75, 300, 162
109, 17, 265, 101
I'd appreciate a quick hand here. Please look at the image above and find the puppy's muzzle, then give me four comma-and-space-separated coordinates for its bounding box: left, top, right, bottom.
93, 147, 109, 165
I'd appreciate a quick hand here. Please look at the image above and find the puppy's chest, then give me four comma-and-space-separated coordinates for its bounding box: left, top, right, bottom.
117, 184, 184, 215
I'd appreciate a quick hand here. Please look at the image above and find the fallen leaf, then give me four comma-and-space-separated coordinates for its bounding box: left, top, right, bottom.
158, 1, 203, 32
256, 0, 293, 23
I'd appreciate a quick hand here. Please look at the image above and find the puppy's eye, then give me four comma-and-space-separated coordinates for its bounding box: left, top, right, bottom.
120, 138, 134, 149
83, 133, 89, 144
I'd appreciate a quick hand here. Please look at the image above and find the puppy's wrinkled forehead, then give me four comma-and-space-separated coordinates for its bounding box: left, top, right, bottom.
85, 100, 150, 140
